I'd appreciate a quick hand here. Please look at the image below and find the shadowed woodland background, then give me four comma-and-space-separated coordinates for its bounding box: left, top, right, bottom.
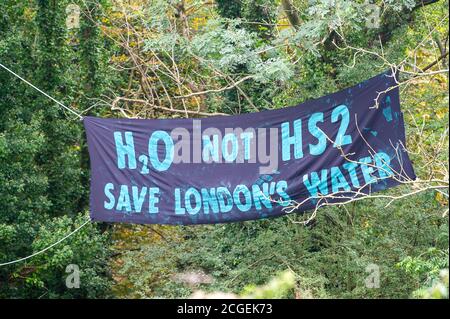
0, 0, 448, 298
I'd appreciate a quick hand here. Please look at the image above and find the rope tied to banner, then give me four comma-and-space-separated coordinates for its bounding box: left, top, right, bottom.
0, 62, 84, 120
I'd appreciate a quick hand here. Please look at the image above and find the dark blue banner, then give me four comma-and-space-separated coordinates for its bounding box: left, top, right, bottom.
84, 71, 415, 225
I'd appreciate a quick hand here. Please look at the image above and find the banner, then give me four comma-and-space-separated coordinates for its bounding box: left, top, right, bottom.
84, 71, 415, 225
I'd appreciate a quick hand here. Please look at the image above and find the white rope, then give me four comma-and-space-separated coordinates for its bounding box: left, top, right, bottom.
0, 63, 90, 268
0, 62, 83, 120
0, 218, 91, 267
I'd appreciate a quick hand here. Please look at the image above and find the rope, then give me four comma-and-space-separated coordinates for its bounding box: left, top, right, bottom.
0, 63, 89, 268
0, 218, 91, 267
0, 62, 83, 120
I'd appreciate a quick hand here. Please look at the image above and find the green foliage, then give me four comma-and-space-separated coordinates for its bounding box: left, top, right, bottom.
241, 270, 296, 299
114, 191, 447, 299
397, 248, 448, 279
13, 214, 112, 298
413, 269, 449, 299
191, 19, 294, 82
108, 0, 448, 299
0, 0, 112, 298
216, 0, 242, 19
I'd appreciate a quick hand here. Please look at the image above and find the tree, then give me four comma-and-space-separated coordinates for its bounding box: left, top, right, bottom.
0, 0, 112, 298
